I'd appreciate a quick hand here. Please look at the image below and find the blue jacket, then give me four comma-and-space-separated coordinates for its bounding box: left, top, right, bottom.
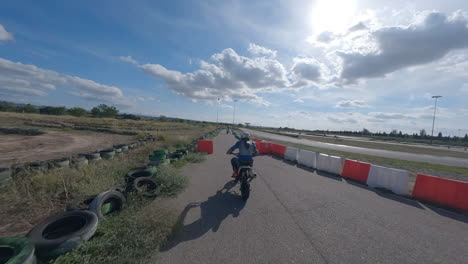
228, 140, 258, 160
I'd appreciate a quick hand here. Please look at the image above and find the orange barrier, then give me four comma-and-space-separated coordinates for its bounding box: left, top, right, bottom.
270, 143, 287, 158
197, 140, 214, 154
256, 142, 271, 155
341, 159, 371, 183
413, 174, 468, 211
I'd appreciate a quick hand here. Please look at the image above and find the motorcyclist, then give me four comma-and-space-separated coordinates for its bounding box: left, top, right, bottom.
226, 132, 258, 178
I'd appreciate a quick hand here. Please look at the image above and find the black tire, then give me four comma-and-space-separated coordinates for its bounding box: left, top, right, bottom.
27, 210, 99, 259
109, 184, 126, 194
50, 158, 70, 169
240, 173, 250, 201
133, 177, 158, 198
100, 150, 115, 159
0, 236, 36, 264
89, 190, 125, 220
125, 169, 153, 184
86, 153, 101, 160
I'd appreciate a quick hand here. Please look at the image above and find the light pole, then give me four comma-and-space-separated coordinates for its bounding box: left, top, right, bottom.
232, 99, 238, 126
216, 97, 220, 124
430, 95, 442, 145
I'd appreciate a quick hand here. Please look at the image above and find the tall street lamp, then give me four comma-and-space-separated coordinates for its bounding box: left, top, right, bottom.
232, 99, 238, 125
430, 95, 442, 145
216, 97, 220, 124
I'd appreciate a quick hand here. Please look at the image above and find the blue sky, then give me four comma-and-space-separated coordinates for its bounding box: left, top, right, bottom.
1, 0, 467, 135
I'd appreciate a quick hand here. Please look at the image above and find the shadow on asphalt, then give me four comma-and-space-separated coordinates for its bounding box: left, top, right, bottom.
160, 181, 245, 252
422, 203, 468, 224
315, 170, 343, 182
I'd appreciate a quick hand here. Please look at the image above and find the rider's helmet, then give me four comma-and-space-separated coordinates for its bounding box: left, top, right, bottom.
241, 132, 251, 140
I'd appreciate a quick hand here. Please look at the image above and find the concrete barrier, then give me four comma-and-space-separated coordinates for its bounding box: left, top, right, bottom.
284, 147, 298, 162
297, 149, 317, 168
413, 174, 468, 211
317, 154, 343, 175
270, 144, 287, 158
198, 140, 214, 154
256, 142, 271, 155
341, 159, 371, 184
367, 165, 409, 195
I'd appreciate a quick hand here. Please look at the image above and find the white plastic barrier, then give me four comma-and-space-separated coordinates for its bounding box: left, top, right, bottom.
367, 165, 409, 195
297, 149, 317, 168
284, 147, 299, 162
316, 154, 343, 175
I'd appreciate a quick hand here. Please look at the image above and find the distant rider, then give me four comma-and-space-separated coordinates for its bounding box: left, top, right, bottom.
226, 132, 258, 178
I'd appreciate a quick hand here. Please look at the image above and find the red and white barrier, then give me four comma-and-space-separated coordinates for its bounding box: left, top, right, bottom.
317, 154, 343, 175
297, 149, 317, 168
367, 165, 409, 195
413, 174, 468, 211
256, 141, 271, 155
271, 143, 287, 158
197, 140, 214, 154
284, 147, 299, 162
341, 159, 371, 184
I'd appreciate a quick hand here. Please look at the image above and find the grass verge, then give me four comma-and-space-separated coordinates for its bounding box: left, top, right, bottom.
258, 136, 468, 183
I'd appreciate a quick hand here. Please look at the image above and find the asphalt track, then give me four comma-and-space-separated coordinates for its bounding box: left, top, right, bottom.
154, 132, 468, 264
244, 129, 468, 168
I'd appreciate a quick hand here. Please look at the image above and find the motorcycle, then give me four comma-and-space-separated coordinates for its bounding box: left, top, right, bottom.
231, 153, 255, 201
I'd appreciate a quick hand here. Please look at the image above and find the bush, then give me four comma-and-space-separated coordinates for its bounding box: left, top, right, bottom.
39, 106, 67, 115
91, 104, 119, 118
68, 107, 88, 117
185, 153, 206, 163
154, 165, 188, 197
19, 104, 39, 113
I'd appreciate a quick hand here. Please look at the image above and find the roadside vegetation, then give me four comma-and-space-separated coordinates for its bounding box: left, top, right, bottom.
258, 137, 468, 185
0, 110, 215, 263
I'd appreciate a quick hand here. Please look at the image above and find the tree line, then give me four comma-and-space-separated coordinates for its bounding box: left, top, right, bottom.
0, 101, 132, 119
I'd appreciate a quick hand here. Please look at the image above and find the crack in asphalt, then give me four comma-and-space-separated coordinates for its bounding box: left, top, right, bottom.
256, 168, 330, 264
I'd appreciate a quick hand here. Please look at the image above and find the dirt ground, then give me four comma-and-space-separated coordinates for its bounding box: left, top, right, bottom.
0, 131, 133, 167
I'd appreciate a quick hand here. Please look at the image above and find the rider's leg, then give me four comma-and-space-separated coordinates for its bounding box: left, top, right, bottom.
230, 157, 239, 177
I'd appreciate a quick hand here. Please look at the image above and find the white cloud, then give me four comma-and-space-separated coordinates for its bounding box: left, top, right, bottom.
119, 55, 138, 65
139, 48, 320, 105
0, 57, 128, 106
0, 24, 13, 41
337, 11, 468, 82
336, 100, 367, 108
461, 83, 468, 93
248, 43, 277, 58
290, 57, 325, 86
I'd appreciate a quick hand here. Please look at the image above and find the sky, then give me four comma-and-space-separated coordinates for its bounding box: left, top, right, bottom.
0, 0, 467, 135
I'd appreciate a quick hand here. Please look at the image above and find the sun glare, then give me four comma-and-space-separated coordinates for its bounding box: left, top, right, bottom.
311, 0, 357, 33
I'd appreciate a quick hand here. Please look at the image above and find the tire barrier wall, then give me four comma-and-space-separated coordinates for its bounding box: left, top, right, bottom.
413, 174, 468, 211
270, 143, 287, 158
284, 147, 299, 162
2, 136, 157, 182
197, 140, 214, 154
297, 149, 317, 168
367, 165, 409, 195
316, 154, 343, 175
341, 159, 371, 184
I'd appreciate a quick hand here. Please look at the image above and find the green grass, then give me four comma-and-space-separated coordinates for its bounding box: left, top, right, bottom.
258, 136, 468, 183
184, 153, 207, 163
154, 165, 189, 197
51, 196, 177, 264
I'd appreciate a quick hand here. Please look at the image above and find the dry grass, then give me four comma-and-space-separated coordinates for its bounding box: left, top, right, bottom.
0, 112, 211, 137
